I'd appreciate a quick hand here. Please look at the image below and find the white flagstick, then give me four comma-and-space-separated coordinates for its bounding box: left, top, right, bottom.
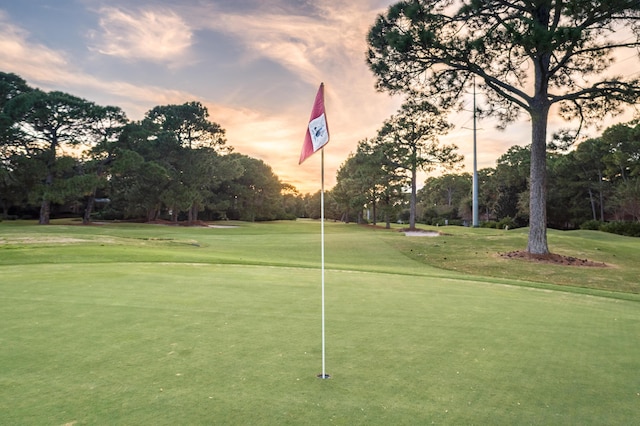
318, 148, 329, 379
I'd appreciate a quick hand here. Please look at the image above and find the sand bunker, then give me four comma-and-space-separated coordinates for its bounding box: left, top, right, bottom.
404, 231, 440, 237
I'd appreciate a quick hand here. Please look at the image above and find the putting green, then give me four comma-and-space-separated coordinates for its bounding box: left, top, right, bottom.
2, 261, 639, 424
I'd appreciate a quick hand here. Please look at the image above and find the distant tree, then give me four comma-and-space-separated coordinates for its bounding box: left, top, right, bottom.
142, 102, 230, 221
303, 191, 322, 220
571, 137, 610, 221
106, 123, 172, 221
546, 151, 589, 228
0, 72, 32, 149
225, 154, 283, 221
601, 122, 640, 183
368, 0, 640, 253
333, 138, 403, 224
420, 173, 471, 208
126, 160, 170, 222
612, 178, 640, 221
0, 73, 34, 218
82, 105, 128, 223
4, 90, 110, 224
145, 101, 227, 150
281, 184, 305, 219
357, 138, 406, 228
160, 148, 227, 223
477, 167, 498, 222
376, 98, 461, 229
493, 145, 531, 224
0, 72, 31, 107
0, 154, 42, 218
333, 152, 369, 223
419, 173, 471, 223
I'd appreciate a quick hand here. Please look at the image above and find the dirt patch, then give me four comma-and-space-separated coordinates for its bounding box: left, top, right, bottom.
500, 250, 608, 267
399, 228, 445, 237
0, 236, 89, 245
147, 219, 211, 227
404, 230, 441, 237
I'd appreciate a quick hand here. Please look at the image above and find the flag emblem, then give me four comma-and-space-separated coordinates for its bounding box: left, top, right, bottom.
309, 113, 329, 151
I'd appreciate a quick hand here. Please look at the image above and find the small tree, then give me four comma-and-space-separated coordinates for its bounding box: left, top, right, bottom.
572, 137, 610, 221
333, 152, 370, 223
358, 138, 407, 228
377, 97, 462, 229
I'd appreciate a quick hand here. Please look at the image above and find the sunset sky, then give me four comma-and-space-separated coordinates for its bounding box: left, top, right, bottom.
1, 0, 638, 193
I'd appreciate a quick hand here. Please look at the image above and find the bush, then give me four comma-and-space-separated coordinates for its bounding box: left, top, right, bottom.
424, 218, 465, 226
498, 217, 517, 230
479, 218, 518, 229
600, 221, 640, 237
481, 220, 499, 229
580, 220, 602, 230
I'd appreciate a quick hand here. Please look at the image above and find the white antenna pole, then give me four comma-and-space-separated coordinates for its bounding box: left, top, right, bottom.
472, 77, 479, 228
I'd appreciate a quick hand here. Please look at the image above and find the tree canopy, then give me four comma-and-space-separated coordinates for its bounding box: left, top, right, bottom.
367, 0, 640, 253
376, 98, 461, 229
0, 73, 301, 223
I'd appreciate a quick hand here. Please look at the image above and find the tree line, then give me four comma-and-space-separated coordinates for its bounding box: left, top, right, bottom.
0, 71, 316, 224
328, 119, 640, 234
2, 66, 639, 234
5, 0, 640, 239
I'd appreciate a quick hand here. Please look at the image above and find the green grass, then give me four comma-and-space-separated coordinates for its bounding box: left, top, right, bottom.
1, 220, 639, 424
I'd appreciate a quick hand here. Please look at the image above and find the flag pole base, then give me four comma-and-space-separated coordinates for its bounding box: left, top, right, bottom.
316, 373, 331, 379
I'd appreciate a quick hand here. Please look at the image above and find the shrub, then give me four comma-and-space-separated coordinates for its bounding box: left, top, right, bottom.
498, 216, 517, 230
580, 220, 602, 231
481, 220, 499, 229
600, 221, 640, 237
398, 210, 410, 223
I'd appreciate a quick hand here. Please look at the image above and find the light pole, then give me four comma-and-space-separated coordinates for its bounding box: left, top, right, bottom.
472, 77, 479, 228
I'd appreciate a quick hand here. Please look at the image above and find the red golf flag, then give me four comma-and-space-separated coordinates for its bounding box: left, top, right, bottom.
299, 83, 330, 164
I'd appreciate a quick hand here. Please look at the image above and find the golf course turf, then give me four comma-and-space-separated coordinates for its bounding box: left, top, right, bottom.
1, 220, 639, 424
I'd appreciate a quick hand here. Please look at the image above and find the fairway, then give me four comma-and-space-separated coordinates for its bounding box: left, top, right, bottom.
1, 220, 639, 424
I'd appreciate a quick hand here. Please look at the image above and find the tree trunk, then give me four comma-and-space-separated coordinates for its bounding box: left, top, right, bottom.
84, 161, 106, 225
83, 190, 96, 225
189, 203, 200, 223
39, 199, 50, 225
598, 170, 605, 221
39, 169, 53, 225
147, 208, 158, 222
588, 188, 596, 221
372, 198, 377, 225
526, 104, 550, 254
409, 163, 417, 230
